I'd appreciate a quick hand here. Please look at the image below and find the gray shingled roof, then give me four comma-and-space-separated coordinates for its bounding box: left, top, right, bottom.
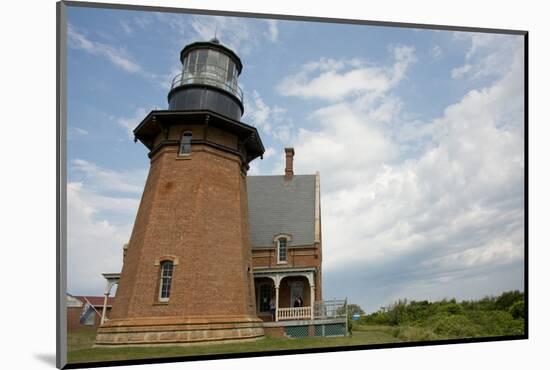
247, 175, 316, 248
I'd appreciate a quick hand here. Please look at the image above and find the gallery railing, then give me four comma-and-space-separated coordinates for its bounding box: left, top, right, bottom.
170, 64, 244, 102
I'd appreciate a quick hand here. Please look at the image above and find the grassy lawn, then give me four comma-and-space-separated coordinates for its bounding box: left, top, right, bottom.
67, 327, 100, 352
67, 325, 402, 364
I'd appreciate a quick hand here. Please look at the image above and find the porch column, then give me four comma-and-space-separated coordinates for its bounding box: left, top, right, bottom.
275, 284, 280, 322
100, 280, 115, 325
100, 293, 109, 325
310, 285, 315, 320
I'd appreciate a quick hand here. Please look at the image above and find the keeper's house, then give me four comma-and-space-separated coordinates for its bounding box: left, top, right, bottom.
248, 150, 347, 337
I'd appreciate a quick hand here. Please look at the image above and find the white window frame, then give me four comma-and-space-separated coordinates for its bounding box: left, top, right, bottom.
273, 234, 292, 265
277, 237, 288, 264
159, 261, 174, 302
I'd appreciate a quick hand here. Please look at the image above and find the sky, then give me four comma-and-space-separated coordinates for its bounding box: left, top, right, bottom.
66, 6, 525, 313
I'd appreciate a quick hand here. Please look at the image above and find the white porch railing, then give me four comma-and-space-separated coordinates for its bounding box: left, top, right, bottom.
277, 307, 312, 320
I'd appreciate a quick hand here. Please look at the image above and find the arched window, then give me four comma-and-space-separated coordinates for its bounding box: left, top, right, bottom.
277, 237, 287, 263
179, 131, 192, 155
159, 261, 174, 302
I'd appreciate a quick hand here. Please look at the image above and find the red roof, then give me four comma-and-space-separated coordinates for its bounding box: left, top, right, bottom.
75, 296, 115, 307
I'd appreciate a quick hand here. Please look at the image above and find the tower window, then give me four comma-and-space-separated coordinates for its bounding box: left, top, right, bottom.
179, 132, 192, 155
277, 237, 287, 263
159, 261, 174, 302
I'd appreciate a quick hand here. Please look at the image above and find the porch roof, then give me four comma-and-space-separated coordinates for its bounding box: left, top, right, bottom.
253, 266, 316, 275
253, 266, 317, 286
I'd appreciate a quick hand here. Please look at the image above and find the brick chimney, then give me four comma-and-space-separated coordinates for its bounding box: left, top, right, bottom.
284, 147, 295, 181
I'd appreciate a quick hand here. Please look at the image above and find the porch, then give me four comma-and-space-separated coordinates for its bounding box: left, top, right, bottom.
253, 267, 347, 337
254, 267, 318, 322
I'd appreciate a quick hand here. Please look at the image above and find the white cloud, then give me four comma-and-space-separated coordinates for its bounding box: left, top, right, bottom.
265, 20, 279, 42
134, 14, 153, 30
451, 63, 472, 79
244, 90, 276, 127
68, 23, 143, 74
119, 20, 133, 36
284, 37, 524, 308
430, 45, 443, 61
67, 158, 147, 295
263, 147, 277, 159
281, 48, 414, 188
67, 182, 136, 295
451, 33, 524, 80
71, 159, 147, 194
248, 147, 278, 176
294, 102, 398, 188
153, 12, 187, 39
116, 107, 148, 138
277, 46, 416, 101
68, 126, 88, 137
188, 15, 275, 56
243, 90, 293, 143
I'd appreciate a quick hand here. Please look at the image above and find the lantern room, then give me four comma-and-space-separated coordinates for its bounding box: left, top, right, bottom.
167, 38, 245, 120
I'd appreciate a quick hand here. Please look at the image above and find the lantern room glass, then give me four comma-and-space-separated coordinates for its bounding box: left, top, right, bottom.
175, 48, 240, 100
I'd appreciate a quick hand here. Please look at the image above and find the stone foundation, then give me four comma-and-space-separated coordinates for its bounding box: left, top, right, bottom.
263, 326, 285, 338
95, 315, 264, 346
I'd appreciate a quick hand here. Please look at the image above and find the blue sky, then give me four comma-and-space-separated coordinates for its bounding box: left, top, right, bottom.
66, 6, 525, 313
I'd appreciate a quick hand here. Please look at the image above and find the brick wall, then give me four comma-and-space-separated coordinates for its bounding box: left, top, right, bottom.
251, 245, 322, 301
111, 123, 258, 321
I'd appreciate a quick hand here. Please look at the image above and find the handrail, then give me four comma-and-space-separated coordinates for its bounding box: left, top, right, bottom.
277, 307, 312, 320
170, 64, 243, 102
274, 300, 347, 321
313, 299, 347, 319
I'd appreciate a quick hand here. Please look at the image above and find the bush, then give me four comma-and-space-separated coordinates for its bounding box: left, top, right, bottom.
363, 311, 391, 325
388, 325, 440, 341
467, 310, 523, 336
495, 291, 524, 311
386, 299, 409, 326
509, 300, 525, 320
428, 314, 481, 338
442, 302, 464, 315
361, 291, 525, 339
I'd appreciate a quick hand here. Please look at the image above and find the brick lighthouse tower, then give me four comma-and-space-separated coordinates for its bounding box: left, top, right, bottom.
96, 38, 265, 346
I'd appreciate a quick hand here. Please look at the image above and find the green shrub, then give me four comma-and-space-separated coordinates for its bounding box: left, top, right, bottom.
439, 302, 464, 315
392, 325, 441, 341
466, 310, 523, 336
386, 299, 409, 326
363, 311, 391, 325
495, 291, 524, 311
428, 314, 481, 338
362, 291, 525, 339
509, 300, 525, 320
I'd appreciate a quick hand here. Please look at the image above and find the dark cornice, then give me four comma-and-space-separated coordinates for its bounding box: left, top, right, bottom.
133, 109, 265, 163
